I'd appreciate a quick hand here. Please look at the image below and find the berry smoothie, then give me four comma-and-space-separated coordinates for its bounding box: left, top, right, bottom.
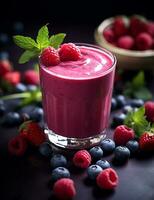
39, 44, 116, 148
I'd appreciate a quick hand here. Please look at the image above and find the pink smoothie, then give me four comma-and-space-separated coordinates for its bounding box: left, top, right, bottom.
40, 44, 116, 138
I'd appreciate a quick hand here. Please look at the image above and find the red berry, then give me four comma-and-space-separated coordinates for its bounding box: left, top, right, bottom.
59, 43, 82, 61
8, 135, 28, 156
53, 178, 76, 200
147, 22, 154, 37
3, 71, 21, 86
0, 60, 12, 77
24, 70, 39, 85
73, 150, 91, 169
19, 121, 46, 146
103, 28, 115, 43
40, 47, 60, 67
113, 125, 135, 145
136, 32, 153, 50
113, 16, 129, 37
96, 168, 119, 190
117, 35, 134, 50
139, 132, 154, 151
144, 101, 154, 123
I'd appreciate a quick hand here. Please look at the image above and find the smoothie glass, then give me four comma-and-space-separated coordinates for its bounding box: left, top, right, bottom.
39, 44, 116, 149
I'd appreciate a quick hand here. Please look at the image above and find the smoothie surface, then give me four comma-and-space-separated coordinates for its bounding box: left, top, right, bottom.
42, 45, 115, 79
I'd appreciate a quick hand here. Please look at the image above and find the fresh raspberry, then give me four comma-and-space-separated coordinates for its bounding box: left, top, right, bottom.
144, 101, 154, 123
136, 32, 153, 50
59, 43, 82, 61
19, 121, 46, 146
117, 35, 134, 50
8, 135, 28, 156
53, 178, 76, 200
139, 132, 154, 151
3, 71, 21, 86
0, 60, 12, 77
130, 15, 148, 37
113, 16, 129, 37
96, 168, 119, 190
40, 47, 60, 67
147, 22, 154, 37
73, 150, 91, 169
24, 70, 39, 85
113, 125, 135, 145
103, 28, 115, 43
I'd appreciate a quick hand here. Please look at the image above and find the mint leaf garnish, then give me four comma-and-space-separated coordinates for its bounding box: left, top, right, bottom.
13, 36, 38, 50
124, 107, 151, 137
50, 33, 66, 49
36, 25, 49, 49
19, 50, 38, 64
134, 87, 152, 100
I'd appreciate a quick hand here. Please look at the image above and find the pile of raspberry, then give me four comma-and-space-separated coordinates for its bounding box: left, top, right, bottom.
103, 15, 154, 51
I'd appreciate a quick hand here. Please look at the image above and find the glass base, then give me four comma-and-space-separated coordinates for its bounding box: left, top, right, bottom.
44, 128, 106, 149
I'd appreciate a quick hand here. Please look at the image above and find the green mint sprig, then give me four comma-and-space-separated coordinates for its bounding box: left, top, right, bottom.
123, 71, 152, 101
13, 25, 66, 64
124, 106, 154, 137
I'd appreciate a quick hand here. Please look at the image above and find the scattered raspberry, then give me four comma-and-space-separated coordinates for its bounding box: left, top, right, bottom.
103, 28, 115, 43
136, 32, 153, 50
113, 125, 135, 145
144, 101, 154, 123
59, 43, 82, 61
19, 121, 46, 146
0, 60, 12, 77
139, 132, 154, 151
53, 178, 76, 200
113, 16, 129, 37
24, 70, 39, 85
96, 168, 119, 190
147, 22, 154, 37
8, 135, 28, 156
117, 35, 134, 50
3, 71, 21, 86
40, 47, 60, 67
73, 150, 91, 169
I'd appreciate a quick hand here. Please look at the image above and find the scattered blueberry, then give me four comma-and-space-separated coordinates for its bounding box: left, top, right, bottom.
0, 104, 6, 116
126, 140, 139, 154
130, 99, 144, 108
89, 146, 103, 161
0, 33, 9, 45
112, 113, 126, 127
0, 51, 9, 60
3, 112, 21, 126
116, 95, 126, 108
15, 83, 27, 93
87, 165, 102, 180
114, 146, 130, 162
13, 22, 24, 34
100, 139, 115, 155
123, 105, 133, 114
20, 113, 30, 122
30, 107, 43, 122
51, 167, 70, 182
111, 98, 117, 111
26, 85, 38, 91
96, 159, 110, 169
39, 142, 53, 157
50, 154, 67, 169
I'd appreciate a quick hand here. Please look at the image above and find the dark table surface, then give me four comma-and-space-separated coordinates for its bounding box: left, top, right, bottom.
1, 23, 154, 200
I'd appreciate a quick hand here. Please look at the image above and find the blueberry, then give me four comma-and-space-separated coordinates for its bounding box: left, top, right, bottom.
51, 167, 70, 182
13, 22, 24, 34
89, 146, 103, 161
50, 154, 67, 169
100, 139, 115, 154
87, 165, 102, 180
0, 33, 9, 45
112, 113, 126, 127
111, 98, 117, 111
0, 104, 6, 116
3, 112, 21, 126
123, 105, 133, 114
114, 146, 130, 162
30, 107, 43, 122
15, 83, 27, 93
39, 142, 53, 157
126, 140, 139, 154
116, 95, 126, 108
96, 159, 110, 169
20, 113, 30, 122
130, 99, 144, 108
0, 51, 9, 60
26, 85, 38, 91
